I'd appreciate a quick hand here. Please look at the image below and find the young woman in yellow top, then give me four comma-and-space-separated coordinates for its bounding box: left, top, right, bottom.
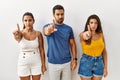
78, 14, 108, 80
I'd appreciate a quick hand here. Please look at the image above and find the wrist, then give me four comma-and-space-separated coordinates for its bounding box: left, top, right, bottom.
73, 58, 77, 61
42, 64, 46, 66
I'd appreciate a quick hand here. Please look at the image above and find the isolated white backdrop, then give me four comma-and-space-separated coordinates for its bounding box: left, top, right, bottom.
0, 0, 120, 80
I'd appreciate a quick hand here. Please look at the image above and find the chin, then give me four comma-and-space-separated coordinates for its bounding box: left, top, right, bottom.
27, 27, 32, 30
59, 21, 63, 24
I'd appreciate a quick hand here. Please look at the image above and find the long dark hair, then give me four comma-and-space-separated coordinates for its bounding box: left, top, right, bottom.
84, 14, 103, 44
22, 12, 35, 29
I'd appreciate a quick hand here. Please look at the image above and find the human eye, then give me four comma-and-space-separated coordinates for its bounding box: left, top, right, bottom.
61, 13, 64, 16
29, 19, 32, 22
95, 22, 98, 25
56, 14, 59, 16
24, 20, 27, 22
90, 22, 93, 24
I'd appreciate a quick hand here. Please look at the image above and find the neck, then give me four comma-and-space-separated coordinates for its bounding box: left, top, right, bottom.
91, 31, 96, 35
55, 20, 63, 25
25, 28, 33, 32
55, 22, 63, 25
57, 23, 63, 25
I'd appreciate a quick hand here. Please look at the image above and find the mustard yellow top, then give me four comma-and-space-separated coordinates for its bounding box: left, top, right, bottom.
81, 33, 104, 57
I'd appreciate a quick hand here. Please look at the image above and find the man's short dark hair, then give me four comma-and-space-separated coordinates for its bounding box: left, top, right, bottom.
53, 5, 64, 14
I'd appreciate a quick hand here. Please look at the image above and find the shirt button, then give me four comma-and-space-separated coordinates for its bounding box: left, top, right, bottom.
33, 52, 35, 54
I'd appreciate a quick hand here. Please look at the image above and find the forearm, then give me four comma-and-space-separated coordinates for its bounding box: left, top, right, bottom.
71, 46, 77, 60
70, 39, 77, 70
71, 40, 77, 59
102, 49, 107, 68
40, 49, 46, 65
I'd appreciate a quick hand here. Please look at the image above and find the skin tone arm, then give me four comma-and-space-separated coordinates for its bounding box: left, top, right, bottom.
102, 34, 108, 77
69, 38, 77, 70
38, 31, 47, 74
13, 24, 22, 42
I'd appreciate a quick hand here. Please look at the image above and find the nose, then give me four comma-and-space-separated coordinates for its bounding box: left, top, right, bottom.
59, 15, 63, 18
26, 21, 30, 25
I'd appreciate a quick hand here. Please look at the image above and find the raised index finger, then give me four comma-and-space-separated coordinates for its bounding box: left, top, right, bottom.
87, 25, 91, 31
53, 19, 56, 26
52, 19, 57, 31
17, 23, 20, 31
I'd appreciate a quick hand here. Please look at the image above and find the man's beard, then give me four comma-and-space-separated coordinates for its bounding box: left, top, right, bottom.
57, 18, 64, 24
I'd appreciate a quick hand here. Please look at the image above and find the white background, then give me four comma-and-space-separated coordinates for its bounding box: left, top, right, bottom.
0, 0, 120, 80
